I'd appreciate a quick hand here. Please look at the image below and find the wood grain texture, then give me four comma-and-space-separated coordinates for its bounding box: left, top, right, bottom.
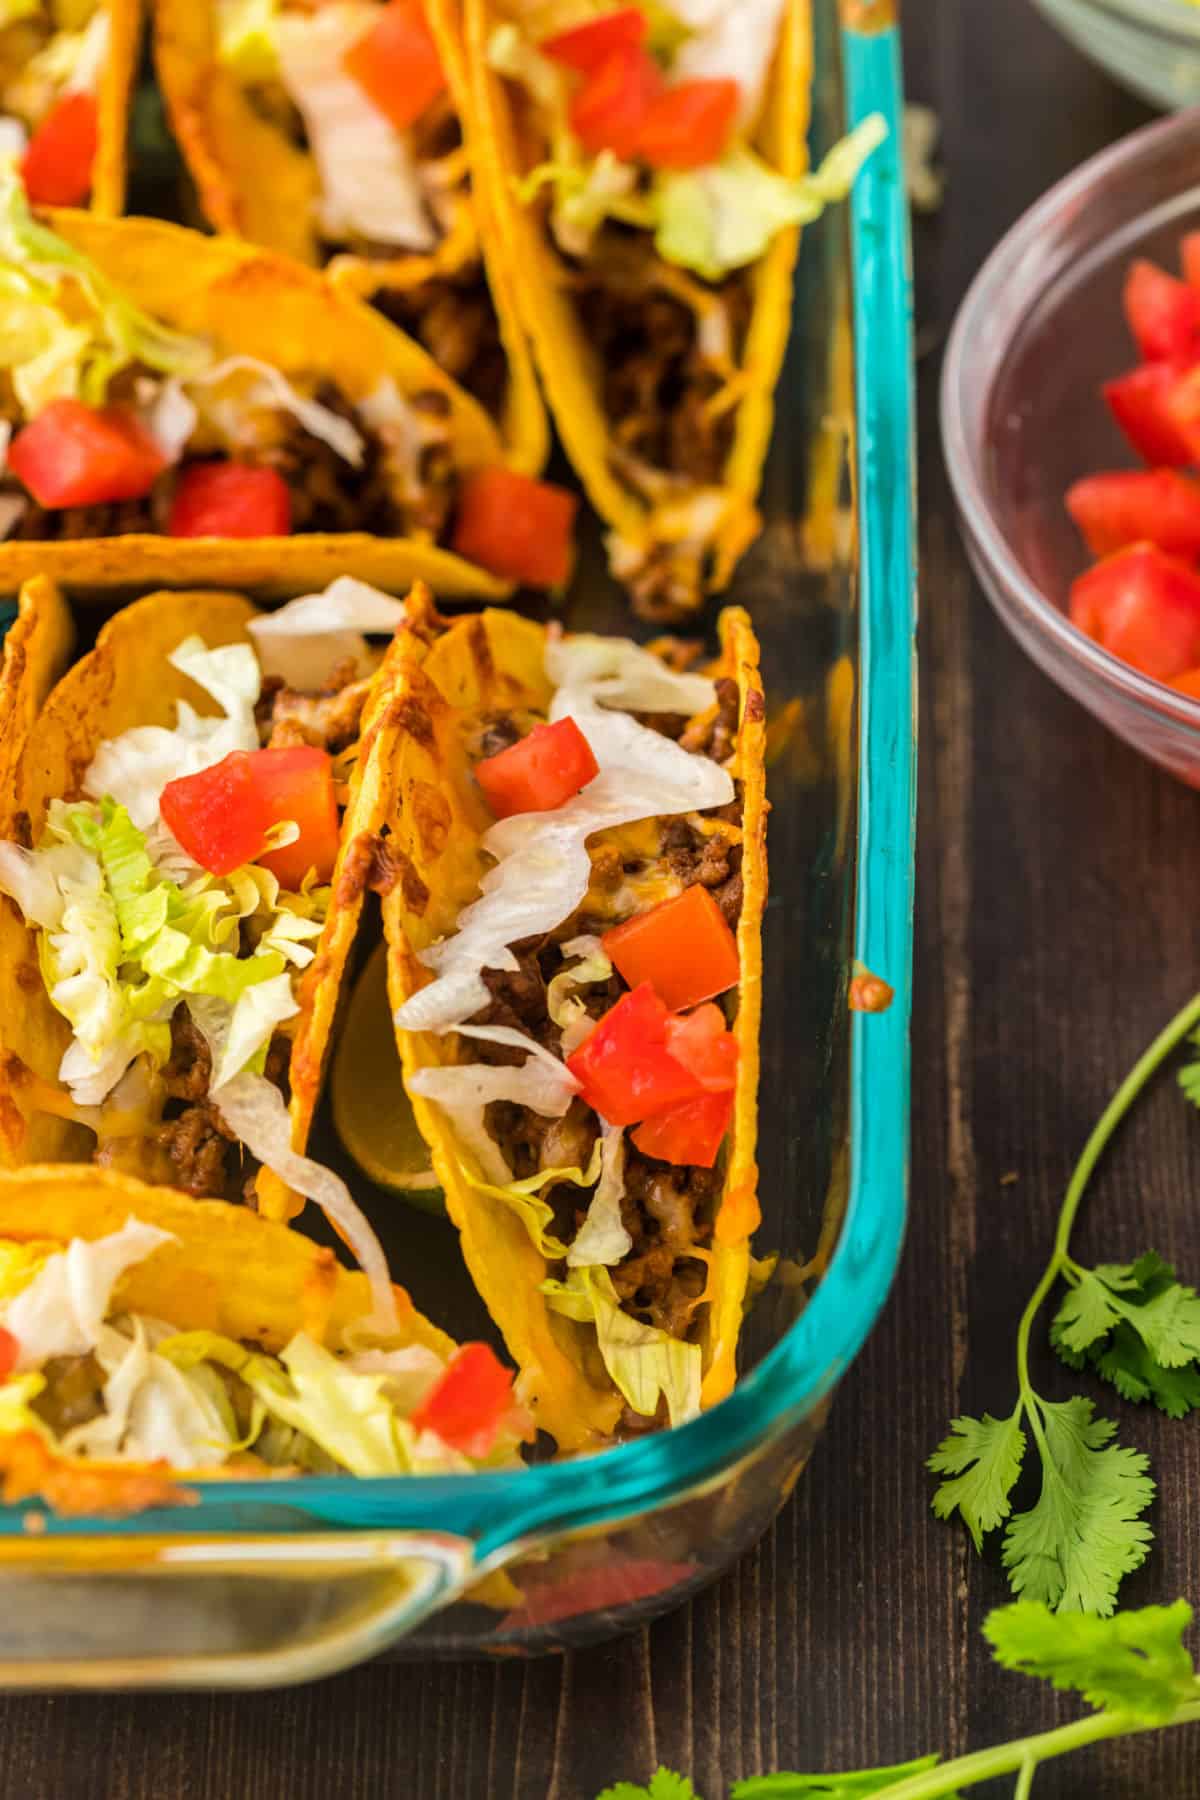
6, 5, 1200, 1796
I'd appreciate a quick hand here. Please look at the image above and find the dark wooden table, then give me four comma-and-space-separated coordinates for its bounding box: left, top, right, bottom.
9, 5, 1200, 1795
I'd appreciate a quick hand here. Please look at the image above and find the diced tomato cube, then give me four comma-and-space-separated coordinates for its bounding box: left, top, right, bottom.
451, 466, 578, 588
1065, 469, 1200, 559
475, 716, 598, 819
167, 461, 292, 539
1170, 667, 1200, 698
632, 1089, 733, 1168
1104, 364, 1196, 467
662, 1003, 738, 1091
635, 78, 740, 170
1160, 366, 1200, 463
602, 884, 739, 1012
1069, 542, 1200, 680
410, 1343, 514, 1457
1123, 259, 1200, 362
0, 1326, 18, 1379
8, 399, 167, 509
343, 0, 446, 130
543, 8, 647, 71
160, 753, 272, 877
569, 45, 663, 159
566, 982, 704, 1126
160, 746, 339, 885
1183, 232, 1200, 293
21, 91, 97, 206
250, 746, 341, 889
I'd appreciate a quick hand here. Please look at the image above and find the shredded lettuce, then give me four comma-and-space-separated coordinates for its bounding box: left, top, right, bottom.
653, 118, 887, 280
517, 151, 652, 258
160, 1329, 460, 1475
215, 0, 280, 82
541, 1265, 701, 1425
212, 1073, 401, 1339
274, 5, 435, 251
394, 639, 731, 1033
486, 22, 566, 114
0, 162, 212, 418
181, 355, 365, 467
407, 1053, 580, 1185
60, 1317, 238, 1468
567, 1126, 631, 1268
668, 0, 787, 125
83, 636, 261, 831
247, 577, 406, 689
457, 1139, 603, 1258
545, 633, 716, 717
22, 7, 110, 98
546, 934, 612, 1054
2, 1218, 175, 1371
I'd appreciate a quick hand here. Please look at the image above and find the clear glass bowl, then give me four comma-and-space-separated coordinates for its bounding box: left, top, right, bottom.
1032, 0, 1200, 110
0, 2, 915, 1685
942, 106, 1200, 786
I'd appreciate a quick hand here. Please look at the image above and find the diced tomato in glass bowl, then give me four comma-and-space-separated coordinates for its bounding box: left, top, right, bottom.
942, 108, 1200, 787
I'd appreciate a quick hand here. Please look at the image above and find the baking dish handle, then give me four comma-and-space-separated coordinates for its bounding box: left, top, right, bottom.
0, 1530, 476, 1689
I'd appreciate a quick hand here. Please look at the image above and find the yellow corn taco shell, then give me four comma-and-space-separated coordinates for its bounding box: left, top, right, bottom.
368, 587, 765, 1449
152, 0, 547, 476
0, 577, 394, 1216
452, 0, 811, 610
0, 1165, 453, 1513
0, 211, 512, 600
92, 0, 143, 217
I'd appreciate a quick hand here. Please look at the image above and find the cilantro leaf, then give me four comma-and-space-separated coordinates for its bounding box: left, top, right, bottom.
1052, 1270, 1127, 1353
597, 1772, 700, 1800
1094, 1325, 1200, 1418
1001, 1397, 1154, 1615
984, 1598, 1195, 1722
732, 1760, 956, 1797
1177, 1027, 1200, 1108
927, 1411, 1025, 1552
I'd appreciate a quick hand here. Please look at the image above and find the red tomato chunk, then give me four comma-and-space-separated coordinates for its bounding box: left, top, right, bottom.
570, 45, 663, 159
602, 883, 739, 1012
635, 79, 740, 170
1103, 364, 1196, 467
632, 1090, 734, 1168
21, 92, 97, 206
451, 467, 578, 588
543, 8, 647, 71
566, 982, 706, 1126
1123, 259, 1200, 363
410, 1343, 514, 1456
1069, 543, 1200, 681
9, 400, 166, 508
1066, 469, 1200, 560
160, 747, 339, 886
168, 462, 292, 539
475, 717, 599, 818
0, 1327, 18, 1380
343, 0, 446, 130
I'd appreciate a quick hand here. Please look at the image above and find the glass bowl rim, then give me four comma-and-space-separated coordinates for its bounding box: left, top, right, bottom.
1055, 0, 1200, 45
941, 104, 1200, 734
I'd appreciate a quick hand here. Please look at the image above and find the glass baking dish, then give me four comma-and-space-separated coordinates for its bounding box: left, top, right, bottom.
0, 0, 914, 1685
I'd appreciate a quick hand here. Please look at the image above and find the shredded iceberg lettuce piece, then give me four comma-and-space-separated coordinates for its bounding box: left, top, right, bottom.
653, 118, 887, 281
247, 576, 405, 689
542, 1265, 701, 1425
83, 636, 261, 830
545, 634, 716, 717
212, 1073, 400, 1339
216, 0, 280, 82
2, 1218, 175, 1371
567, 1126, 631, 1268
60, 1317, 237, 1468
668, 0, 787, 125
517, 151, 652, 258
456, 1138, 603, 1258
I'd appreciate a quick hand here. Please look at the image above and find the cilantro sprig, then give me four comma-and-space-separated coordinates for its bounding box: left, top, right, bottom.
929, 992, 1200, 1613
596, 1599, 1200, 1798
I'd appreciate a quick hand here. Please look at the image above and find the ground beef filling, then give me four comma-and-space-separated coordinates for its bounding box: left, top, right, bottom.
155, 1009, 293, 1203
374, 271, 508, 423
8, 382, 458, 545
471, 679, 745, 1366
572, 254, 751, 487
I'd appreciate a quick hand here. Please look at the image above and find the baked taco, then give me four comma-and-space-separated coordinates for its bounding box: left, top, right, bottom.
0, 572, 424, 1252
451, 0, 882, 617
0, 168, 577, 595
0, 1, 140, 215
152, 0, 547, 476
0, 1169, 529, 1513
374, 589, 764, 1450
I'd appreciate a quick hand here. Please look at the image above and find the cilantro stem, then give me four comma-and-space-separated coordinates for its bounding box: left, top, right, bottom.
1014, 990, 1200, 1410
854, 1696, 1200, 1799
